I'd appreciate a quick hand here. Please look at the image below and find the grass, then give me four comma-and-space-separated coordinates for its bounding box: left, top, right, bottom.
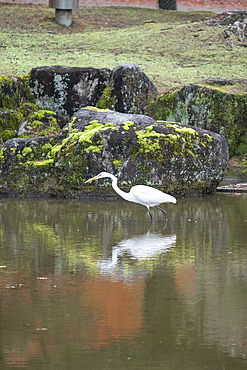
0, 4, 247, 93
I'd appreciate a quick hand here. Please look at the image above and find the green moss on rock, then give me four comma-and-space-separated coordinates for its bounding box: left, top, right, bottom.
113, 159, 123, 167
0, 105, 228, 198
25, 159, 54, 168
97, 87, 116, 110
122, 121, 135, 131
1, 129, 16, 142
156, 83, 247, 157
22, 147, 33, 157
19, 110, 60, 138
0, 102, 40, 142
156, 87, 179, 121
21, 72, 36, 104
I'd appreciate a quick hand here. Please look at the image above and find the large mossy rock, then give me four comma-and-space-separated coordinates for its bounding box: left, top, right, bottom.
1, 67, 246, 159
0, 75, 36, 142
29, 66, 111, 116
0, 75, 28, 109
156, 79, 247, 157
28, 64, 156, 118
0, 107, 228, 198
98, 63, 157, 115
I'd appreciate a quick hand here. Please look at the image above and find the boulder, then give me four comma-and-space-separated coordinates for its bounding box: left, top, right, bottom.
207, 11, 247, 27
28, 64, 157, 117
98, 63, 157, 115
155, 80, 247, 157
2, 65, 244, 160
17, 110, 61, 138
0, 75, 27, 109
0, 107, 229, 198
29, 66, 111, 116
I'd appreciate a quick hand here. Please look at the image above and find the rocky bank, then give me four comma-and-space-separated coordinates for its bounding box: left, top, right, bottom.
1, 62, 243, 198
0, 106, 228, 198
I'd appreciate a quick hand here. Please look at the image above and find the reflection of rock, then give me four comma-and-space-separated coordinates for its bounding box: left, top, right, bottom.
98, 233, 176, 279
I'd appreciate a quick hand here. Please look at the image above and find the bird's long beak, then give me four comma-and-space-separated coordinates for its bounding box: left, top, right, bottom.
85, 175, 100, 184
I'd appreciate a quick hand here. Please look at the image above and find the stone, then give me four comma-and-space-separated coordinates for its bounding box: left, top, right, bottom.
155, 80, 247, 157
98, 63, 157, 115
29, 66, 111, 116
207, 11, 247, 27
0, 75, 27, 109
0, 107, 229, 198
69, 107, 155, 132
17, 110, 61, 138
28, 63, 157, 117
49, 0, 79, 27
55, 9, 73, 27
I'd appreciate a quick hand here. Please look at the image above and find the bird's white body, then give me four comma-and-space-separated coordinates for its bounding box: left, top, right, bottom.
85, 172, 176, 221
126, 184, 176, 207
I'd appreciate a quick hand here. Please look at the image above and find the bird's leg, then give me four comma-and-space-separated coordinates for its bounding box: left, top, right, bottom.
147, 207, 153, 222
163, 217, 168, 230
156, 206, 167, 221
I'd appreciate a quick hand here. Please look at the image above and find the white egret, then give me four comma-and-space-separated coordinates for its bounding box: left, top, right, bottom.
85, 172, 176, 221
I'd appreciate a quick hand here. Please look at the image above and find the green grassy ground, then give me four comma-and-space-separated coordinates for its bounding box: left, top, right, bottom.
0, 4, 246, 93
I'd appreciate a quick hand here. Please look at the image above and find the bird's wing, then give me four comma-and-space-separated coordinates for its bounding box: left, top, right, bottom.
130, 185, 176, 206
130, 185, 163, 206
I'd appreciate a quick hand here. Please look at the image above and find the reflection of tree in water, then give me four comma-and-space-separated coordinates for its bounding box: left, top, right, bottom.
0, 199, 177, 367
0, 195, 247, 367
0, 270, 145, 366
174, 256, 247, 358
80, 277, 145, 349
172, 195, 247, 358
175, 194, 229, 254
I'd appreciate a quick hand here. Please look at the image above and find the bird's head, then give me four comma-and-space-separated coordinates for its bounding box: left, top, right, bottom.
85, 172, 115, 184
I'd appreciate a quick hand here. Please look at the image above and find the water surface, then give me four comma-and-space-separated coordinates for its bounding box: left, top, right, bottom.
0, 194, 247, 369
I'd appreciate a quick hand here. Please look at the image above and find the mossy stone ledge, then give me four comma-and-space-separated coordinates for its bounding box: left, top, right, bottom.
0, 107, 229, 198
1, 68, 246, 161
155, 79, 247, 157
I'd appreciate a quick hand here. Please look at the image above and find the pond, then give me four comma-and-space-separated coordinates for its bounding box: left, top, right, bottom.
0, 193, 247, 370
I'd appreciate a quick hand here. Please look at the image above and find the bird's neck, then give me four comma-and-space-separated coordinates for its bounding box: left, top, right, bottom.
112, 179, 132, 202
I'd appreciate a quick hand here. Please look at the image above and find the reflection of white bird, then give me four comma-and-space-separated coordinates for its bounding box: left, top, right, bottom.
85, 172, 176, 221
98, 233, 176, 277
114, 234, 176, 260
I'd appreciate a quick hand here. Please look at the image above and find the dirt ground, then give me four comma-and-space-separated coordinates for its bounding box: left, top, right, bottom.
0, 3, 218, 32
178, 0, 247, 13
0, 0, 246, 13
